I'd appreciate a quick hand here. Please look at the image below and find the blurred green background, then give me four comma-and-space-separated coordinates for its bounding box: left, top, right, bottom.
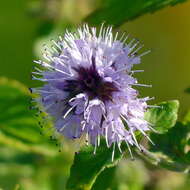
0, 0, 190, 190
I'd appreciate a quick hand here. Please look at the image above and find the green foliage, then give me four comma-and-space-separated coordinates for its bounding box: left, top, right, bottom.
142, 101, 190, 172
91, 166, 116, 190
145, 100, 179, 133
66, 140, 123, 190
86, 0, 188, 26
0, 78, 73, 189
139, 107, 190, 172
149, 122, 190, 171
183, 110, 190, 124
92, 159, 149, 190
184, 87, 190, 94
0, 78, 56, 156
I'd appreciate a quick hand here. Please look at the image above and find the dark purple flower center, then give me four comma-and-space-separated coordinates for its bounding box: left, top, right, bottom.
64, 57, 118, 102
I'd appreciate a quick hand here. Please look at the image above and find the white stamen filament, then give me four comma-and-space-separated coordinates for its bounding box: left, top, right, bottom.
147, 105, 163, 109
112, 142, 116, 162
126, 141, 134, 160
132, 83, 152, 88
130, 129, 141, 150
131, 44, 144, 55
105, 127, 109, 147
117, 142, 122, 153
130, 40, 140, 51
63, 104, 77, 119
59, 124, 68, 132
139, 50, 151, 57
51, 39, 62, 50
93, 140, 97, 155
131, 70, 144, 74
135, 126, 155, 145
86, 133, 89, 145
97, 135, 100, 147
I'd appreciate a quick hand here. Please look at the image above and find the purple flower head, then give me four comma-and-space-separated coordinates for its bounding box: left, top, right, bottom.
32, 24, 154, 159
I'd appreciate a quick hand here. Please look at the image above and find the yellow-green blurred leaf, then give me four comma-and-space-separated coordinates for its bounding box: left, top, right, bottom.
86, 0, 188, 26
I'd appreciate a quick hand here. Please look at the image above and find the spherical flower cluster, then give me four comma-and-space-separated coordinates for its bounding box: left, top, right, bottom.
32, 24, 154, 159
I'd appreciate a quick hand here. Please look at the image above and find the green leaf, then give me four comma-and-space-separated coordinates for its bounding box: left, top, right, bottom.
138, 122, 190, 172
150, 122, 190, 165
184, 87, 190, 94
91, 167, 116, 190
66, 140, 123, 190
145, 100, 179, 134
0, 146, 42, 165
183, 110, 190, 125
92, 159, 148, 190
0, 78, 56, 156
0, 132, 55, 156
138, 108, 190, 172
85, 0, 188, 26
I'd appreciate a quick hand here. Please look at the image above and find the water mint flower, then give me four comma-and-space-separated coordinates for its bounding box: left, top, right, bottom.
32, 24, 154, 159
